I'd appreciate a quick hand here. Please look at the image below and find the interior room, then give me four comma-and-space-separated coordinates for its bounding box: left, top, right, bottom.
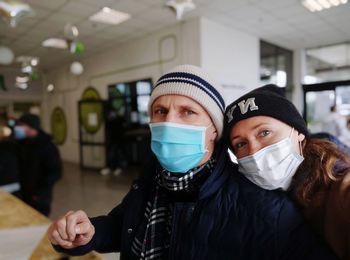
1, 0, 350, 259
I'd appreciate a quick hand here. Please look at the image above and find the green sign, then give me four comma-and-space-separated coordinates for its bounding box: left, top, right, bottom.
51, 107, 67, 145
80, 87, 103, 134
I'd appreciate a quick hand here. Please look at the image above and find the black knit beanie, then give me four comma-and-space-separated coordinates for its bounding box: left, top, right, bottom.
224, 84, 309, 142
19, 113, 41, 130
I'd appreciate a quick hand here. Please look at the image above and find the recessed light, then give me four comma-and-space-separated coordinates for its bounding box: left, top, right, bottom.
89, 7, 131, 25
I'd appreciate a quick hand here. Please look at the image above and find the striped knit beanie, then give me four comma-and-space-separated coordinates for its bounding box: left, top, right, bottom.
148, 64, 225, 139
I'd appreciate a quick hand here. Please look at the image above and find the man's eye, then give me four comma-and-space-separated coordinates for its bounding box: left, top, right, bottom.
184, 110, 195, 116
154, 108, 167, 115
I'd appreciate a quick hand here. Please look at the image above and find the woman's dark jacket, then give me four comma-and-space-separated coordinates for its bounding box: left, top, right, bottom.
57, 149, 337, 259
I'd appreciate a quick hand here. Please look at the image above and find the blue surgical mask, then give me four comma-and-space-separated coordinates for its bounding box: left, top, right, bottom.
14, 126, 27, 140
149, 122, 209, 173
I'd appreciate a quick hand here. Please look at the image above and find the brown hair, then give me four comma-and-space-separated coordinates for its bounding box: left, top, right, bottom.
291, 138, 350, 208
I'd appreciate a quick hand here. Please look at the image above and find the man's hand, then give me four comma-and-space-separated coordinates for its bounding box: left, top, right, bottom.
47, 210, 95, 249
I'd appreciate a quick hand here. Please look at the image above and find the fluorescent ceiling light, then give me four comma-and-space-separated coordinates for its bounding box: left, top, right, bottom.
42, 38, 68, 49
302, 0, 348, 12
89, 7, 131, 25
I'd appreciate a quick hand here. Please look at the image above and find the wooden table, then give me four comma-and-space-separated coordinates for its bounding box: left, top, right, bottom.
0, 190, 103, 259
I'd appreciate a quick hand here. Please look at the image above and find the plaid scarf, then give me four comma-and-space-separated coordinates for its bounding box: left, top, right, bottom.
131, 159, 216, 260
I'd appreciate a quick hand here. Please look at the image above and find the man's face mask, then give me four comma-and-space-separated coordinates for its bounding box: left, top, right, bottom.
13, 126, 27, 140
149, 122, 210, 173
237, 128, 304, 191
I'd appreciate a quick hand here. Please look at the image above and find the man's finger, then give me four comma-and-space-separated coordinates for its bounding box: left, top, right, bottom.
75, 221, 92, 235
56, 218, 68, 240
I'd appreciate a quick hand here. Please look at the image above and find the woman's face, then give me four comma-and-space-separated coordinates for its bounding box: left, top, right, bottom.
230, 116, 305, 159
151, 94, 218, 164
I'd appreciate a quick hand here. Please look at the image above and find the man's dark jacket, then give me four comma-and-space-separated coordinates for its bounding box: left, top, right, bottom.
16, 130, 62, 215
57, 148, 337, 259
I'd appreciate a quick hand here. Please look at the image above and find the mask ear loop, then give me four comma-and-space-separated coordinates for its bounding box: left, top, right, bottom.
290, 127, 303, 155
289, 127, 294, 138
298, 138, 304, 156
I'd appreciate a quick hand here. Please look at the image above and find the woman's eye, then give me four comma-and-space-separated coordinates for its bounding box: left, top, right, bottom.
233, 141, 246, 150
260, 130, 271, 137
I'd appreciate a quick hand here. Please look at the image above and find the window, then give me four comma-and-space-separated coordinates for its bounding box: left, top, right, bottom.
305, 42, 350, 84
108, 78, 152, 127
260, 41, 293, 92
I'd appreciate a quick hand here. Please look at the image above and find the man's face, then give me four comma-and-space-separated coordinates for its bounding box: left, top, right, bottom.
17, 123, 38, 138
150, 94, 218, 165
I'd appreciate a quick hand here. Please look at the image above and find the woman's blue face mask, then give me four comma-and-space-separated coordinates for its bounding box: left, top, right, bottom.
149, 122, 210, 173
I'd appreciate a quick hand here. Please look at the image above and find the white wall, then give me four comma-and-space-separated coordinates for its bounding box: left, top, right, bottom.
199, 17, 260, 105
42, 18, 201, 163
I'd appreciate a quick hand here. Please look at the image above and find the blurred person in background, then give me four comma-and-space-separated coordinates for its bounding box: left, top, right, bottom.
14, 113, 62, 216
100, 106, 127, 176
0, 122, 20, 195
323, 105, 350, 146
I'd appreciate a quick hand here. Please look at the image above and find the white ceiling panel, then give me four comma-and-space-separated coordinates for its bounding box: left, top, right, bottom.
0, 0, 349, 71
74, 0, 118, 8
60, 1, 99, 17
77, 20, 111, 36
251, 0, 298, 9
207, 0, 249, 13
139, 0, 166, 7
111, 0, 151, 16
137, 5, 175, 22
26, 0, 69, 11
48, 12, 84, 25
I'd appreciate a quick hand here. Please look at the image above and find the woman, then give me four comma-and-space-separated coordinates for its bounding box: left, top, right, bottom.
225, 84, 350, 260
48, 66, 336, 259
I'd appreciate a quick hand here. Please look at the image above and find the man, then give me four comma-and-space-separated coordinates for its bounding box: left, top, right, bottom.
48, 65, 336, 259
323, 105, 350, 145
14, 113, 62, 216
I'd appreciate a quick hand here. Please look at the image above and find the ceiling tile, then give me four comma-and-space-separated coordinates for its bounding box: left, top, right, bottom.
74, 0, 117, 8
136, 5, 174, 22
27, 0, 69, 11
101, 23, 138, 36
60, 1, 100, 17
111, 0, 151, 16
207, 0, 250, 13
48, 12, 84, 25
1, 0, 349, 71
251, 0, 298, 9
77, 20, 110, 37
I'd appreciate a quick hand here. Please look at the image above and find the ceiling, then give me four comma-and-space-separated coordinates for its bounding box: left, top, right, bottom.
0, 0, 349, 71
